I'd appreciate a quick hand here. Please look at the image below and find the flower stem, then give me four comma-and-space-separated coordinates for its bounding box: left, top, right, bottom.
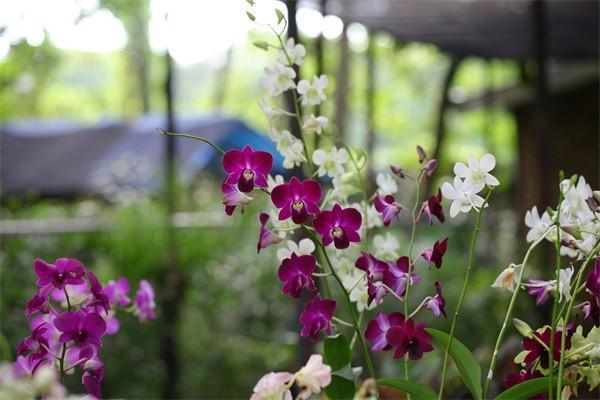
548, 193, 564, 400
156, 129, 225, 155
555, 240, 600, 399
482, 230, 551, 398
59, 289, 72, 381
438, 190, 492, 400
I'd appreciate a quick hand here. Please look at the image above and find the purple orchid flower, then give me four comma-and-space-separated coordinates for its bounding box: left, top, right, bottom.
383, 256, 420, 298
424, 281, 446, 318
278, 252, 317, 298
271, 177, 322, 224
221, 181, 253, 216
222, 145, 273, 192
257, 213, 283, 253
135, 280, 156, 321
34, 258, 85, 290
422, 159, 437, 178
54, 310, 107, 349
585, 258, 600, 297
386, 318, 434, 360
313, 204, 362, 249
367, 278, 388, 306
79, 347, 105, 399
85, 269, 110, 313
365, 312, 405, 352
504, 370, 545, 399
299, 294, 336, 340
25, 292, 50, 317
418, 189, 445, 225
526, 280, 554, 305
373, 193, 403, 227
355, 252, 386, 281
17, 324, 50, 368
421, 237, 448, 269
104, 277, 131, 307
523, 326, 572, 369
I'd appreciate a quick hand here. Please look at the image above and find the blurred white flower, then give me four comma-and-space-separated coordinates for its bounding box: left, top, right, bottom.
491, 263, 522, 292
376, 172, 398, 195
250, 372, 293, 400
297, 75, 328, 106
271, 129, 306, 169
295, 355, 332, 399
453, 153, 499, 193
260, 63, 296, 97
373, 233, 399, 259
558, 267, 574, 303
302, 114, 328, 135
330, 173, 360, 202
278, 38, 306, 66
312, 147, 348, 178
259, 98, 281, 120
267, 174, 285, 192
347, 275, 375, 312
441, 176, 486, 218
277, 239, 315, 261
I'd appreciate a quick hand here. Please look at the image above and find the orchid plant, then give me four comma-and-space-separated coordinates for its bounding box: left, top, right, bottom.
8, 258, 156, 399
162, 4, 600, 400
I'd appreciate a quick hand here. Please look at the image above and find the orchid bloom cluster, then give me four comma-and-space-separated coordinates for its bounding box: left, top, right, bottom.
488, 175, 600, 399
14, 258, 156, 399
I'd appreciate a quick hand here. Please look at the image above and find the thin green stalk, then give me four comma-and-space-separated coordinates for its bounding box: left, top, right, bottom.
548, 194, 563, 400
156, 129, 225, 155
402, 173, 423, 397
481, 229, 556, 398
438, 190, 492, 400
59, 289, 72, 381
556, 241, 600, 399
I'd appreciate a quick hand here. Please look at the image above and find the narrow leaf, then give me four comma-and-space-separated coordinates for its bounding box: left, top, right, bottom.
324, 334, 352, 371
253, 41, 269, 51
246, 11, 255, 21
325, 375, 355, 400
496, 378, 575, 400
377, 378, 437, 400
275, 9, 285, 24
426, 328, 483, 400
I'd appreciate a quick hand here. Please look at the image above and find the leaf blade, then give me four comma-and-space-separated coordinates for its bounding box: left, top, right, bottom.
377, 378, 438, 400
496, 378, 576, 400
324, 334, 352, 372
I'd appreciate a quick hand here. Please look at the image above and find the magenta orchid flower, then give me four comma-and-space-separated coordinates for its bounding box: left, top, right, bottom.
104, 277, 131, 307
373, 193, 403, 227
271, 177, 322, 224
134, 280, 156, 321
17, 324, 51, 369
34, 258, 85, 290
355, 252, 386, 281
424, 281, 446, 318
25, 292, 50, 317
365, 312, 405, 352
80, 348, 105, 399
54, 310, 107, 349
299, 294, 336, 340
386, 318, 434, 360
383, 256, 420, 298
222, 145, 273, 192
418, 189, 445, 225
522, 326, 572, 368
585, 258, 600, 297
221, 181, 253, 216
313, 204, 362, 249
278, 253, 317, 298
85, 269, 110, 313
421, 237, 448, 269
257, 213, 284, 253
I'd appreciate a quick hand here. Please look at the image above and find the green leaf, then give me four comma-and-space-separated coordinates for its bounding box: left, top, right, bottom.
253, 41, 269, 51
426, 328, 483, 400
496, 378, 576, 400
275, 9, 285, 24
324, 334, 352, 371
246, 11, 255, 21
377, 378, 437, 400
325, 375, 355, 400
245, 0, 255, 5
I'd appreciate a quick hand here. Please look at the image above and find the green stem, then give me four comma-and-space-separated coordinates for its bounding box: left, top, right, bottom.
403, 173, 423, 396
59, 289, 72, 381
556, 241, 600, 399
482, 229, 554, 398
156, 129, 225, 155
548, 194, 563, 400
438, 190, 492, 400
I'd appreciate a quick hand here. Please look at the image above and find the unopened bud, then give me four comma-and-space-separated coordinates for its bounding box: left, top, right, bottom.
593, 190, 600, 203
423, 159, 437, 178
560, 225, 580, 239
390, 165, 405, 178
513, 318, 533, 337
416, 145, 427, 164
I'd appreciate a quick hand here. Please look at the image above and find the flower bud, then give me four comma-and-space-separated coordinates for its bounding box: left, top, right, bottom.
513, 318, 533, 337
593, 190, 600, 203
389, 165, 405, 178
416, 145, 427, 164
560, 225, 581, 239
423, 159, 437, 178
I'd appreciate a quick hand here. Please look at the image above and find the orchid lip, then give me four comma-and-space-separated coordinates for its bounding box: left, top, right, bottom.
332, 227, 343, 238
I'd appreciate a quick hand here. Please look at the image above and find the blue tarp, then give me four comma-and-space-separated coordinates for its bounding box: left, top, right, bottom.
0, 114, 285, 199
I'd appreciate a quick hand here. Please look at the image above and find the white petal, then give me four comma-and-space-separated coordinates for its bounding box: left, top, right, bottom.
441, 182, 457, 199
312, 149, 326, 165
450, 200, 462, 218
336, 148, 349, 163
453, 162, 469, 177
479, 153, 496, 172
297, 80, 310, 95
485, 174, 500, 186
